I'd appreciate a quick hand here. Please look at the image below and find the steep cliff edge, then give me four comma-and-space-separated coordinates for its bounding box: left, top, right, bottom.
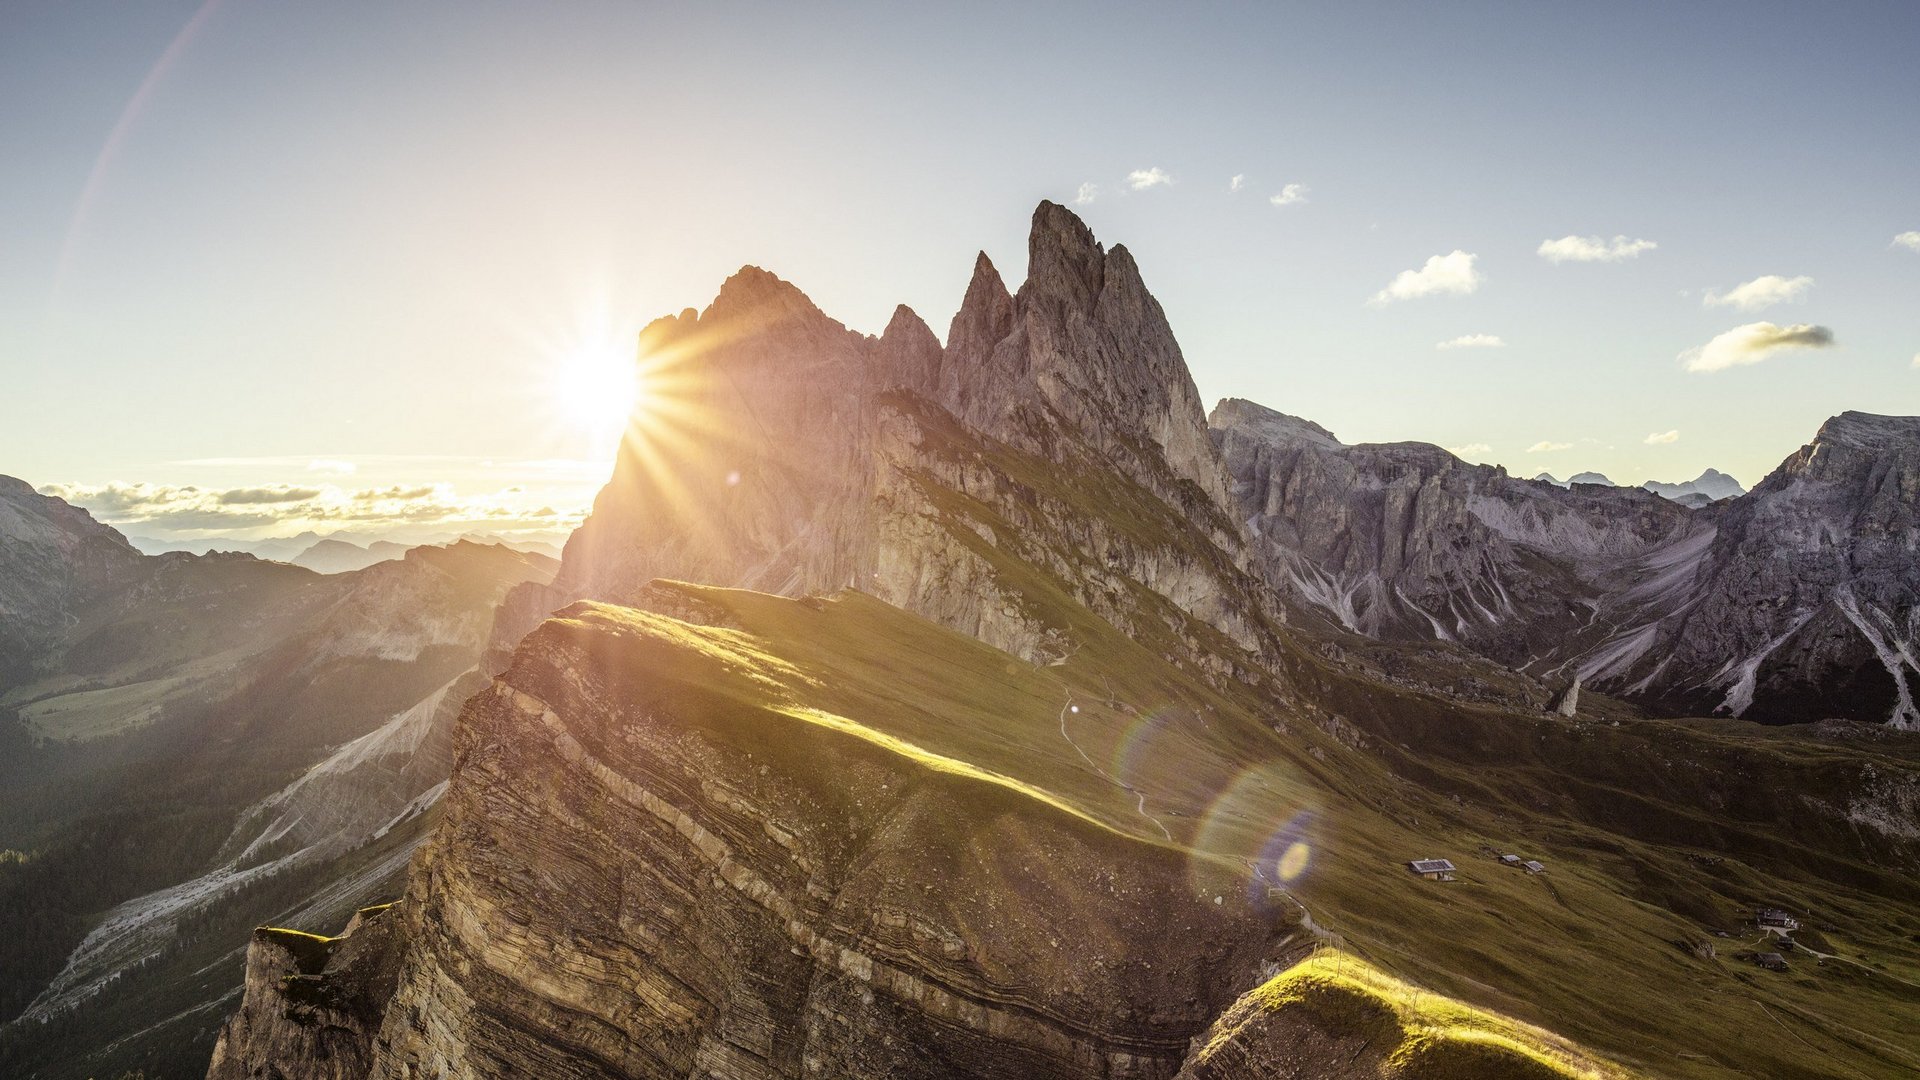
219, 587, 1313, 1078
206, 908, 405, 1080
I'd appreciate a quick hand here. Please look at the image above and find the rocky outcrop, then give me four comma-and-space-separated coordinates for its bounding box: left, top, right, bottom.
206, 907, 406, 1080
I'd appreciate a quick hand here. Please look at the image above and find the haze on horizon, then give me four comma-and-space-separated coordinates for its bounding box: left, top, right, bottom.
3, 0, 1917, 542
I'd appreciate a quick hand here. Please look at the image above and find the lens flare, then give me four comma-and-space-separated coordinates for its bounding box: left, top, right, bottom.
1187, 762, 1321, 911
1278, 839, 1312, 882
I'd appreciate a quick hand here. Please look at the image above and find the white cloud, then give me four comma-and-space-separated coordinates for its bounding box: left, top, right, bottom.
1127, 167, 1172, 190
1911, 353, 1919, 369
1680, 321, 1835, 373
307, 459, 357, 475
1537, 234, 1658, 263
1436, 334, 1506, 350
1447, 443, 1492, 457
1369, 251, 1481, 305
1644, 429, 1680, 445
1893, 231, 1920, 252
1526, 441, 1573, 453
1229, 174, 1246, 192
1073, 182, 1099, 206
1269, 183, 1308, 207
1703, 275, 1813, 311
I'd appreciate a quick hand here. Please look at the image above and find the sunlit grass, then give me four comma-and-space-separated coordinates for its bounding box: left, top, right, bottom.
1206, 948, 1634, 1079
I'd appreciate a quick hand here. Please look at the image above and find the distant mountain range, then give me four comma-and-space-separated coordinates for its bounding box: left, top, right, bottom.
121, 530, 564, 565
1533, 467, 1748, 505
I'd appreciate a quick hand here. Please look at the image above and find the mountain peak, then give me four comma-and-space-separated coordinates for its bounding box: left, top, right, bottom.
1022, 200, 1106, 316
704, 265, 831, 329
1813, 410, 1920, 451
945, 251, 1015, 362
1209, 399, 1342, 448
879, 303, 942, 395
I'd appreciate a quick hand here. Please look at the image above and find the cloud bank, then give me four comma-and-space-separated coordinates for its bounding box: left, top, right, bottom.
1526, 441, 1573, 453
39, 480, 586, 539
1644, 430, 1680, 445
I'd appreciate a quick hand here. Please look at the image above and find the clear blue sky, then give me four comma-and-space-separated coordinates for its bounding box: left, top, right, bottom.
3, 1, 1917, 537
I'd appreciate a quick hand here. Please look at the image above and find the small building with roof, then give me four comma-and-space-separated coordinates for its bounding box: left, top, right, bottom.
1408, 858, 1457, 880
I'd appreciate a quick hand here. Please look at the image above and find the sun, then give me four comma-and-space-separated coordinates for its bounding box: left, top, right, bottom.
552, 340, 642, 443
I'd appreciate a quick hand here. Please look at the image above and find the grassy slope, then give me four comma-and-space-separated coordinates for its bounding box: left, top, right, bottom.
553, 580, 1920, 1080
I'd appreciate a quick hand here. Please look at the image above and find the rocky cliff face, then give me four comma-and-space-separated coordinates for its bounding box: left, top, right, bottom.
360, 602, 1290, 1078
1210, 399, 1703, 666
1600, 412, 1920, 726
206, 909, 405, 1080
1213, 400, 1920, 727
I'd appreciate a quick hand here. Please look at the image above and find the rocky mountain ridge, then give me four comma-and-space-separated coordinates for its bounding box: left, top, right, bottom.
1213, 402, 1920, 727
521, 201, 1276, 674
0, 477, 147, 682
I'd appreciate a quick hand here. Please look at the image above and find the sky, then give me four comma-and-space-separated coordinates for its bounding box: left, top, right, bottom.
3, 0, 1917, 541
